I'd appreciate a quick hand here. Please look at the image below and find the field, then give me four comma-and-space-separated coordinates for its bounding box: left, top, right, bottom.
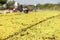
0, 10, 60, 40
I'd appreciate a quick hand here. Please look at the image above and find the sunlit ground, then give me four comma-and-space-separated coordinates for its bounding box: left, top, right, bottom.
0, 10, 60, 40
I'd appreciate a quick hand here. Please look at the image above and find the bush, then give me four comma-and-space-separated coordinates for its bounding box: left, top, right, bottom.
0, 5, 5, 10
6, 1, 15, 9
0, 0, 7, 5
27, 5, 34, 11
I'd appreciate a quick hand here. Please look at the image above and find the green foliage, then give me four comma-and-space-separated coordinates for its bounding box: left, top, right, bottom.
27, 3, 60, 11
42, 4, 54, 9
0, 0, 7, 5
37, 4, 43, 9
36, 3, 60, 10
6, 1, 15, 9
0, 4, 6, 10
27, 5, 34, 11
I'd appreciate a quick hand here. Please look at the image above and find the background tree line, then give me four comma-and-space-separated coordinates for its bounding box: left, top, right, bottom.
37, 3, 60, 10
0, 0, 60, 11
25, 3, 60, 11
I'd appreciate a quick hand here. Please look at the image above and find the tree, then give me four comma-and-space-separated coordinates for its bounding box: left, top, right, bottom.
27, 5, 34, 11
37, 4, 43, 9
6, 0, 15, 9
0, 0, 7, 5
